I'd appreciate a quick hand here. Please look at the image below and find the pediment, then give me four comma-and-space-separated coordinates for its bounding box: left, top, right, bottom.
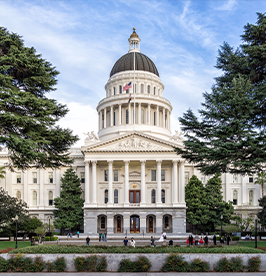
82, 133, 177, 153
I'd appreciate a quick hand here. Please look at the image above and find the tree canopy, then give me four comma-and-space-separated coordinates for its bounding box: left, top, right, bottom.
258, 196, 266, 227
0, 27, 79, 171
53, 168, 83, 232
176, 13, 266, 175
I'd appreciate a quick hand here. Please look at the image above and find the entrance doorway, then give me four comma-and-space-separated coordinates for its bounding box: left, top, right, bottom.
130, 215, 140, 233
129, 190, 140, 203
148, 216, 153, 233
117, 216, 122, 233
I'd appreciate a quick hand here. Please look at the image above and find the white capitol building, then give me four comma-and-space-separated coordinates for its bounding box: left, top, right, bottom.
0, 29, 262, 235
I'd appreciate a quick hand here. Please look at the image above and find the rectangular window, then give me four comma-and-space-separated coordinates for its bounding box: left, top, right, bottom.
126, 109, 129, 124
80, 172, 85, 183
49, 172, 53, 184
148, 85, 150, 93
249, 176, 253, 183
113, 112, 116, 126
151, 170, 156, 181
233, 174, 238, 183
119, 85, 122, 94
113, 87, 116, 95
129, 190, 140, 203
185, 172, 189, 185
233, 199, 237, 205
161, 170, 165, 181
17, 173, 21, 184
32, 172, 37, 184
154, 87, 156, 95
114, 170, 118, 181
154, 112, 156, 125
104, 170, 108, 181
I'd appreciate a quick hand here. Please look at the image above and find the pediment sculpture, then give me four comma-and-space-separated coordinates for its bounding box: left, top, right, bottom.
84, 131, 99, 143
170, 130, 184, 142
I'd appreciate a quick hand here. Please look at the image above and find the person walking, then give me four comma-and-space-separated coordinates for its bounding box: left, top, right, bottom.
86, 236, 90, 246
204, 235, 208, 246
150, 236, 155, 247
77, 231, 80, 238
123, 236, 128, 246
213, 234, 217, 246
226, 235, 230, 245
31, 237, 35, 246
104, 231, 107, 242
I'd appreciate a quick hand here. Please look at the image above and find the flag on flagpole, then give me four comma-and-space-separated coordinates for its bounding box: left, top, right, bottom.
128, 93, 132, 103
123, 82, 132, 91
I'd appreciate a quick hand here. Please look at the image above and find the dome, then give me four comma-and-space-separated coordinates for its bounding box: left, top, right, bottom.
110, 52, 159, 78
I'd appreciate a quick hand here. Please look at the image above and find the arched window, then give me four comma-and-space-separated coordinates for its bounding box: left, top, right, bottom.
114, 189, 118, 204
141, 109, 144, 124
113, 112, 116, 126
249, 190, 254, 205
233, 190, 237, 205
154, 111, 156, 125
101, 216, 106, 229
126, 109, 129, 124
32, 191, 37, 206
154, 87, 156, 95
105, 189, 108, 204
161, 189, 165, 203
49, 191, 53, 206
151, 189, 156, 204
147, 85, 150, 94
119, 85, 122, 94
141, 84, 144, 93
16, 190, 21, 200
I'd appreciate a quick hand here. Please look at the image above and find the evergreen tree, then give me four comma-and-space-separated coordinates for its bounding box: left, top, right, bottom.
255, 171, 266, 198
258, 196, 266, 227
185, 175, 208, 230
0, 27, 79, 171
203, 174, 234, 231
176, 13, 266, 175
53, 168, 84, 232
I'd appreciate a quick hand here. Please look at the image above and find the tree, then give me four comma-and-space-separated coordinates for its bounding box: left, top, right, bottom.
258, 196, 266, 227
176, 13, 266, 175
202, 174, 234, 231
0, 27, 79, 171
0, 166, 5, 179
35, 223, 55, 238
0, 187, 28, 225
53, 168, 83, 232
185, 175, 208, 231
21, 217, 43, 233
255, 171, 266, 197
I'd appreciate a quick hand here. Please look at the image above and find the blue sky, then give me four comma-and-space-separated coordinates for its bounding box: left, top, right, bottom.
1, 0, 265, 146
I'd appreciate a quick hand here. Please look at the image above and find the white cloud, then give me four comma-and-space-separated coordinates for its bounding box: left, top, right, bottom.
214, 0, 237, 11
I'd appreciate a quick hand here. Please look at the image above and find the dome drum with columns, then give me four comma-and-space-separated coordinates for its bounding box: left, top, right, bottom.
0, 28, 262, 237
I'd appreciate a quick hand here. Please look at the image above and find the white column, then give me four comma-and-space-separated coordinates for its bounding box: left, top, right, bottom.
156, 106, 159, 127
23, 171, 28, 202
5, 168, 11, 195
39, 169, 44, 207
119, 104, 122, 125
148, 104, 151, 125
179, 161, 185, 203
91, 160, 97, 205
85, 161, 90, 205
172, 160, 178, 205
124, 160, 130, 206
99, 110, 102, 130
104, 108, 106, 128
128, 103, 131, 124
110, 106, 113, 127
242, 175, 247, 205
156, 160, 162, 206
98, 112, 100, 132
107, 160, 113, 206
138, 103, 141, 124
140, 160, 146, 206
163, 108, 165, 128
225, 173, 230, 201
169, 111, 171, 130
167, 110, 170, 130
55, 169, 61, 198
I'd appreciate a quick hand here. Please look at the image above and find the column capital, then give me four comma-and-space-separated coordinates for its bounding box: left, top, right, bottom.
84, 161, 90, 165
140, 160, 146, 164
123, 160, 130, 164
91, 160, 97, 165
156, 160, 162, 164
172, 160, 178, 165
107, 160, 113, 164
179, 159, 185, 164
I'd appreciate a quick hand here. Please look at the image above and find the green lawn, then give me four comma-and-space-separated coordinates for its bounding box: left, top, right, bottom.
237, 241, 266, 248
0, 241, 31, 250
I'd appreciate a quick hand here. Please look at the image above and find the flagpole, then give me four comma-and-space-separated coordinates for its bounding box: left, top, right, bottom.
133, 48, 135, 126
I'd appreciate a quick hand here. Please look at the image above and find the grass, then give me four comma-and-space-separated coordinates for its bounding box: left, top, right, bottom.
0, 241, 31, 250
237, 241, 266, 248
9, 244, 265, 254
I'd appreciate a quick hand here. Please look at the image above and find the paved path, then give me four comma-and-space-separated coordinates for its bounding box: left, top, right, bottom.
0, 273, 266, 276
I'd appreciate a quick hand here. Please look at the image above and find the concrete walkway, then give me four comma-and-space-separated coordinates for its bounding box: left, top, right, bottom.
0, 273, 266, 276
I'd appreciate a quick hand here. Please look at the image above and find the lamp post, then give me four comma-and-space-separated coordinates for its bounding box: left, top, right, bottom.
220, 215, 223, 240
13, 215, 18, 249
49, 217, 51, 242
255, 215, 258, 249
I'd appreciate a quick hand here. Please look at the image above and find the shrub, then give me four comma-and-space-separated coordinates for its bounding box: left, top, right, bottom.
232, 236, 240, 241
46, 261, 53, 272
0, 257, 8, 272
74, 256, 107, 272
190, 258, 210, 272
8, 256, 33, 272
161, 254, 190, 272
118, 256, 151, 272
247, 256, 261, 272
214, 257, 231, 272
230, 257, 244, 272
96, 257, 107, 272
53, 257, 66, 272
